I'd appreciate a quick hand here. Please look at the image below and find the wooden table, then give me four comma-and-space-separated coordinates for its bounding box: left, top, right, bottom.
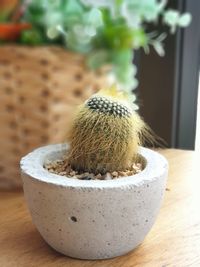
1, 149, 200, 267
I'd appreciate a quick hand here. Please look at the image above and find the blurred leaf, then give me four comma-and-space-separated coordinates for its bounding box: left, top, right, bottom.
178, 13, 192, 27
20, 28, 45, 45
87, 50, 110, 69
110, 49, 137, 92
163, 9, 179, 33
152, 41, 165, 56
87, 8, 102, 28
111, 49, 132, 68
132, 29, 147, 49
47, 26, 60, 39
100, 23, 134, 49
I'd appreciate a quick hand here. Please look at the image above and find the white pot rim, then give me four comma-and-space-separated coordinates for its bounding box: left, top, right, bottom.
20, 144, 168, 189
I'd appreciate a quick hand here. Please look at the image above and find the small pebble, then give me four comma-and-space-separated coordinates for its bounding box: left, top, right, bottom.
95, 173, 102, 179
59, 171, 67, 175
126, 171, 134, 176
104, 172, 112, 180
69, 171, 76, 176
118, 171, 128, 177
112, 171, 118, 177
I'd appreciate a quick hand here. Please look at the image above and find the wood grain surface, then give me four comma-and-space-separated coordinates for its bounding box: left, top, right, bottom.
0, 149, 200, 267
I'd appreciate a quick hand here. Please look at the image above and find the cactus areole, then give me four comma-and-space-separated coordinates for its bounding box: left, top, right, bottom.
67, 86, 148, 174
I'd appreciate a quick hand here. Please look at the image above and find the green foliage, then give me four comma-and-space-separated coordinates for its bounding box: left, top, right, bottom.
3, 0, 191, 94
163, 9, 192, 33
20, 28, 45, 45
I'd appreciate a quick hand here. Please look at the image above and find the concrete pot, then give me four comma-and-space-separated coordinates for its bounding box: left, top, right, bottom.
20, 144, 168, 260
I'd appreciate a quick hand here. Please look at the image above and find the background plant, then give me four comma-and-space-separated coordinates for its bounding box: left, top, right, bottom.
0, 0, 191, 106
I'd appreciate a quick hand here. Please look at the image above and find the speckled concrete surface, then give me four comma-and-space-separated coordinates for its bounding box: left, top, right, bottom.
20, 144, 168, 260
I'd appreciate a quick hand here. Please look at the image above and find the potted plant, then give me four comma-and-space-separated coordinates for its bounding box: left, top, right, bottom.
19, 85, 169, 259
21, 86, 169, 259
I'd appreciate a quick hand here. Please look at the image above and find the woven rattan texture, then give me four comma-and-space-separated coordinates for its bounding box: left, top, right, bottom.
0, 46, 108, 189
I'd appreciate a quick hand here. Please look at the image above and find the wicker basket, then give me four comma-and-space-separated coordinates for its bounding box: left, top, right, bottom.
0, 45, 109, 189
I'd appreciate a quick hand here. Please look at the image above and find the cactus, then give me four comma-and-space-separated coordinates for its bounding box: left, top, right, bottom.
67, 86, 151, 174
